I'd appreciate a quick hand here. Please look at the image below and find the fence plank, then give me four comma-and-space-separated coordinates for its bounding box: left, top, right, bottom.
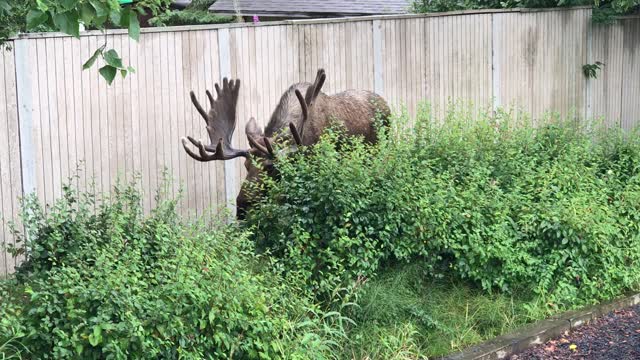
0, 42, 22, 275
590, 22, 624, 127
621, 19, 640, 131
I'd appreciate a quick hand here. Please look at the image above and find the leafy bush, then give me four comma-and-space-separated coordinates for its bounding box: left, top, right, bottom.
246, 105, 640, 307
410, 0, 640, 23
0, 181, 348, 359
246, 122, 441, 298
411, 0, 588, 13
149, 10, 233, 27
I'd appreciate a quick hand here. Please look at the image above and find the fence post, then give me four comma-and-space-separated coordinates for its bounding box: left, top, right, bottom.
372, 20, 384, 96
14, 39, 36, 197
217, 28, 237, 217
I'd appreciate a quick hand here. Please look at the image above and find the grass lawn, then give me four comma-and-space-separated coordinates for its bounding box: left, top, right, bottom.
344, 263, 553, 359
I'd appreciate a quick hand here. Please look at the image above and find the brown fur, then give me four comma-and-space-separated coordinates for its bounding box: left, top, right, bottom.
300, 90, 390, 144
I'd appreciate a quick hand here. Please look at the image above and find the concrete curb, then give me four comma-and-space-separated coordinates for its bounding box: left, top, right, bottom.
443, 293, 640, 360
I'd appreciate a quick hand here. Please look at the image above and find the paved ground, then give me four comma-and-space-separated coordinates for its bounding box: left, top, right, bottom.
511, 304, 640, 360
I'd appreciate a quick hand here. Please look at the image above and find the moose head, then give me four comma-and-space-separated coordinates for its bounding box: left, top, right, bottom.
182, 69, 390, 219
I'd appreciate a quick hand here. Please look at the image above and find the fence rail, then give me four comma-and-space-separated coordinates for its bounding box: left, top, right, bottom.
1, 7, 639, 275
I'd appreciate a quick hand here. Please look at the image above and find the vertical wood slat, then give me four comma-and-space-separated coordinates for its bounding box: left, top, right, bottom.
620, 19, 640, 131
590, 22, 624, 126
1, 42, 23, 275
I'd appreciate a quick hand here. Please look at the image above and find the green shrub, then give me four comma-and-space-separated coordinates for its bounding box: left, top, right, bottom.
410, 1, 640, 24
247, 104, 640, 307
246, 121, 441, 298
0, 181, 348, 359
411, 0, 589, 13
149, 10, 233, 27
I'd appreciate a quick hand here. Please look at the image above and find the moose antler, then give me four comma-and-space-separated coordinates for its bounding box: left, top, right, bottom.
290, 69, 327, 146
181, 78, 251, 161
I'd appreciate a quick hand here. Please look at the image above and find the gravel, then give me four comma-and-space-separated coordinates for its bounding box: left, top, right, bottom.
511, 304, 640, 360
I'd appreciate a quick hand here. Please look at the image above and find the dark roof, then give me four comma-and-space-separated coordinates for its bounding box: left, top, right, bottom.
209, 0, 412, 18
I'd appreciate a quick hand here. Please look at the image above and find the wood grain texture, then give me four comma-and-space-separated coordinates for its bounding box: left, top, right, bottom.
0, 43, 22, 275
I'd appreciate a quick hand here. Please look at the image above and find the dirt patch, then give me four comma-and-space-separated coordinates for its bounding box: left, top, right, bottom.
511, 304, 640, 360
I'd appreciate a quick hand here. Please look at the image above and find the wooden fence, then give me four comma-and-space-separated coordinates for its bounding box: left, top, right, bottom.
1, 7, 639, 274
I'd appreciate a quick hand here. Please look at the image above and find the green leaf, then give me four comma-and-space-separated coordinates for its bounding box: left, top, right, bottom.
53, 10, 80, 38
109, 8, 122, 25
88, 326, 102, 346
99, 65, 117, 85
103, 49, 124, 69
89, 0, 109, 18
128, 10, 140, 41
119, 8, 130, 27
82, 48, 102, 70
35, 0, 49, 12
89, 0, 109, 25
127, 66, 136, 74
120, 69, 127, 78
0, 1, 11, 13
94, 14, 108, 27
80, 3, 96, 25
26, 10, 49, 29
61, 0, 78, 10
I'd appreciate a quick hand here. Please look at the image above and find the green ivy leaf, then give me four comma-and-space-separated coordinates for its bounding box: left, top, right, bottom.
120, 69, 127, 78
127, 66, 136, 74
53, 10, 80, 38
128, 10, 140, 41
82, 47, 102, 70
103, 49, 124, 69
26, 10, 49, 29
99, 65, 117, 85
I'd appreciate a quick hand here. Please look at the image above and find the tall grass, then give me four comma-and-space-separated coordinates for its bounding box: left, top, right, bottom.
342, 263, 551, 358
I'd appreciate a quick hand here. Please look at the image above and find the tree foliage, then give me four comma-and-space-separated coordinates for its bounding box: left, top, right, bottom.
0, 0, 172, 84
411, 0, 640, 20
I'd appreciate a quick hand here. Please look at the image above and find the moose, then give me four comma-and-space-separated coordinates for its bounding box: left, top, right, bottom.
181, 69, 390, 219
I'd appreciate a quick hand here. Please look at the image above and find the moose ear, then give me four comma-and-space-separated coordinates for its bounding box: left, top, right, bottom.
245, 117, 264, 137
245, 117, 274, 156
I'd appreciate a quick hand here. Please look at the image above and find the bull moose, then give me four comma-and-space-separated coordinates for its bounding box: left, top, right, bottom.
181, 69, 390, 219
